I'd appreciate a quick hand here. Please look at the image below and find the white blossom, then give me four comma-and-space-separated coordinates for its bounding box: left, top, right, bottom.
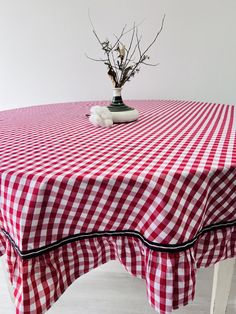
89, 106, 113, 127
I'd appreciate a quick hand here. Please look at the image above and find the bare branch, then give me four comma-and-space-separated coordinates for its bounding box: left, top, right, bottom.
141, 15, 165, 57
122, 19, 146, 36
126, 33, 142, 65
123, 22, 136, 63
110, 25, 127, 50
111, 49, 120, 81
135, 28, 142, 58
121, 16, 165, 85
87, 13, 165, 88
142, 62, 160, 66
85, 53, 108, 62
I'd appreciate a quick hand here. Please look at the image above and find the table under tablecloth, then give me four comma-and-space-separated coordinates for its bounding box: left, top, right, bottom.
0, 100, 235, 314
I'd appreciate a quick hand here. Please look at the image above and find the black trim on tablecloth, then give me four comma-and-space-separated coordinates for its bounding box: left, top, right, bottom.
1, 219, 236, 260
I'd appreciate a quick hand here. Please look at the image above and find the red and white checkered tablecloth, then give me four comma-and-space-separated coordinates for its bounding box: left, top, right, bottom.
0, 100, 235, 314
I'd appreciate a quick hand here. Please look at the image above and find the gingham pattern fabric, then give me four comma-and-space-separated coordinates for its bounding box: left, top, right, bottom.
0, 100, 235, 314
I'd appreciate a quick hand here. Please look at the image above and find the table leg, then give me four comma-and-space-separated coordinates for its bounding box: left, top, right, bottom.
210, 258, 235, 314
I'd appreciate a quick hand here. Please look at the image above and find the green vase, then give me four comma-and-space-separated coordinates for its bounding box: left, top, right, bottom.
108, 88, 133, 112
107, 88, 139, 123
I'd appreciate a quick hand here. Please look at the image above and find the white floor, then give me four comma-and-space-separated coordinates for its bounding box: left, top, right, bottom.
0, 259, 235, 314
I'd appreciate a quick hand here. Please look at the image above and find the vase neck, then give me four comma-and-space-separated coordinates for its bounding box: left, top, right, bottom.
113, 88, 122, 97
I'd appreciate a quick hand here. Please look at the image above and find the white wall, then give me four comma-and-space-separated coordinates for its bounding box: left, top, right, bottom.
0, 0, 236, 111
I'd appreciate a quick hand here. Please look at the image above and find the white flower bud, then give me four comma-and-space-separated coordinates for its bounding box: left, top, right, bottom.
89, 106, 113, 127
120, 45, 125, 57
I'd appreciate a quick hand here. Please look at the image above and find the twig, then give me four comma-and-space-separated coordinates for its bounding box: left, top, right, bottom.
85, 53, 108, 62
87, 13, 165, 87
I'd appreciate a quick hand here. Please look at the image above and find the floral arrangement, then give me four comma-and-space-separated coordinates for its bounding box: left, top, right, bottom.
87, 15, 165, 88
